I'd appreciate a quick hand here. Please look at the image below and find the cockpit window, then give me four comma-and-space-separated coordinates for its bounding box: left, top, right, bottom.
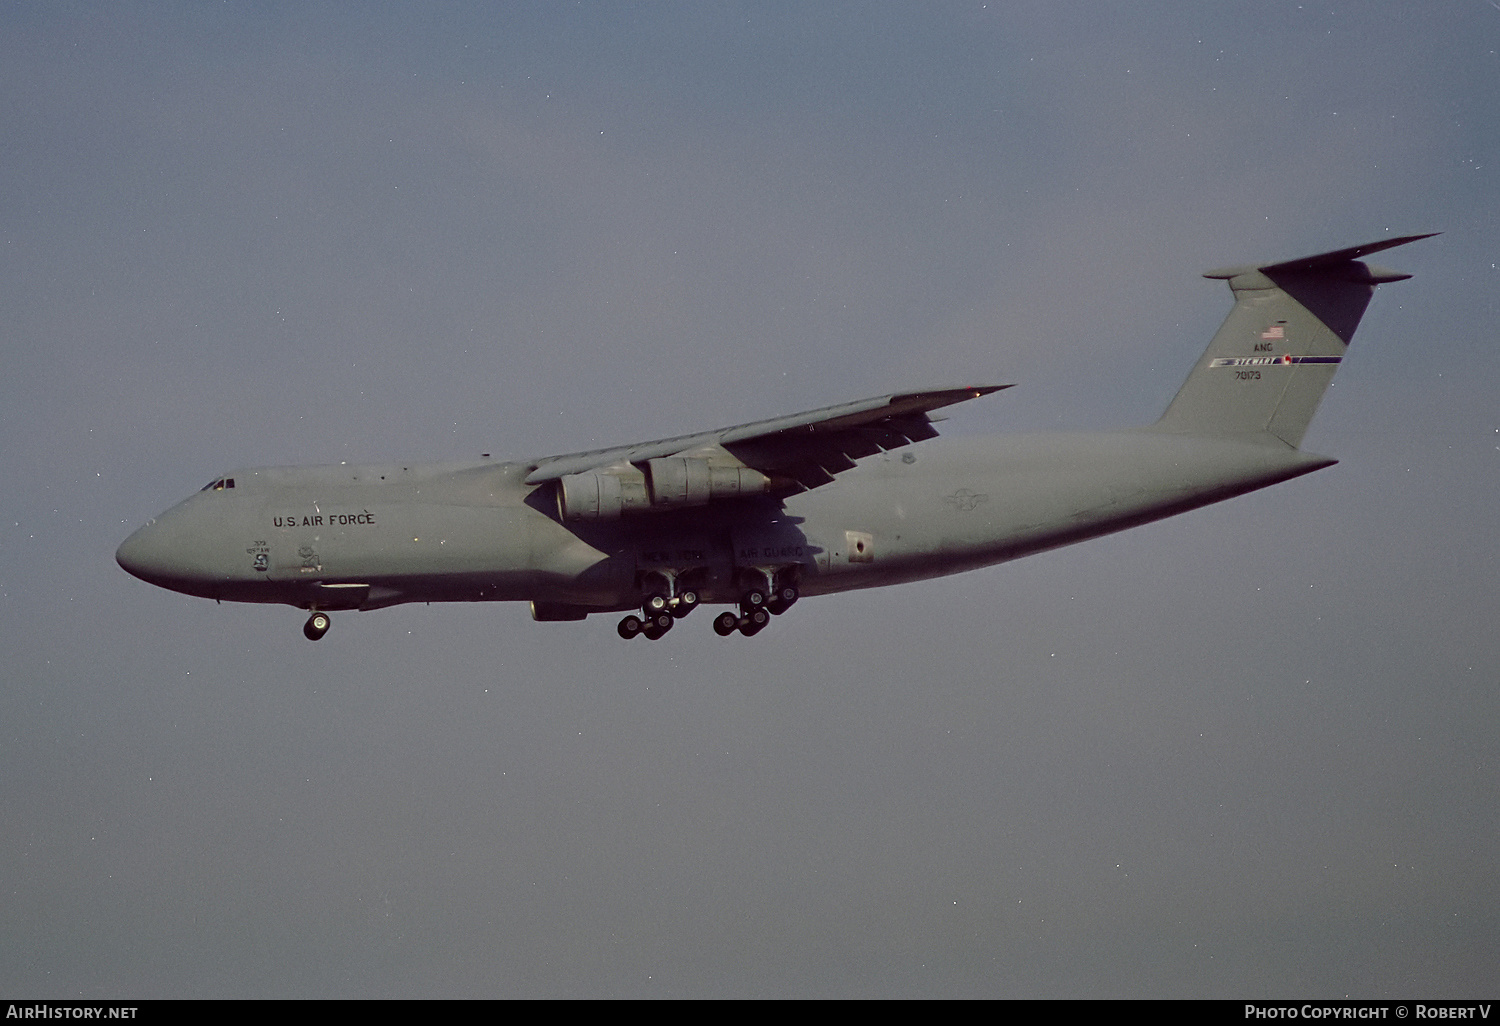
200, 478, 236, 491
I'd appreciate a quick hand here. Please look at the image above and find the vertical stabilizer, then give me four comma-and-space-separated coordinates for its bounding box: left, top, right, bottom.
1154, 234, 1434, 447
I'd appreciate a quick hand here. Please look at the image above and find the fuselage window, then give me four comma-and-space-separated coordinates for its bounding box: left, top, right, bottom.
200, 478, 236, 492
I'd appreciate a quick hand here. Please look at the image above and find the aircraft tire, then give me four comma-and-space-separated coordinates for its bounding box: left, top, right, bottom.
672, 590, 700, 618
713, 611, 739, 637
740, 607, 771, 636
766, 585, 799, 615
303, 612, 330, 641
617, 614, 644, 640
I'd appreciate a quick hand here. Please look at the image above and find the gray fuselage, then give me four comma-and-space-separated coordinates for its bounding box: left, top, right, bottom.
117, 235, 1429, 639
116, 428, 1332, 616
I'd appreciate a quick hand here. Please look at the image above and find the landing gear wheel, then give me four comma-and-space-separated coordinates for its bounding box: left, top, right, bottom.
640, 570, 673, 618
740, 589, 767, 615
740, 607, 771, 636
642, 612, 675, 640
672, 589, 700, 618
617, 614, 644, 640
766, 584, 800, 615
713, 611, 739, 637
303, 612, 330, 641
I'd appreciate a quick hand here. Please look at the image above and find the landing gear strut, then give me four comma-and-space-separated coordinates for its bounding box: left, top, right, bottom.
303, 611, 330, 641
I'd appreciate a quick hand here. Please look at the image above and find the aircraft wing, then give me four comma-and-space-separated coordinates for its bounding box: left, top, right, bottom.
524, 385, 1009, 491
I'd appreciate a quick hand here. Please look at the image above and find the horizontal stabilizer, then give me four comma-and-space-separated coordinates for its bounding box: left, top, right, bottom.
1204, 233, 1438, 282
1257, 232, 1441, 274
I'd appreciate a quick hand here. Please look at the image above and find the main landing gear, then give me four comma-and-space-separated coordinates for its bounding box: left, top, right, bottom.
303, 611, 330, 641
616, 567, 799, 640
712, 568, 798, 638
617, 569, 701, 641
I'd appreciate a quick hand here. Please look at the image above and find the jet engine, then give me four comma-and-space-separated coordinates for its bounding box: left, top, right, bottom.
556, 464, 650, 521
645, 457, 772, 508
557, 458, 773, 521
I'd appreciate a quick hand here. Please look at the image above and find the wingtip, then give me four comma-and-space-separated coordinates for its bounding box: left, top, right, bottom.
891, 384, 1012, 403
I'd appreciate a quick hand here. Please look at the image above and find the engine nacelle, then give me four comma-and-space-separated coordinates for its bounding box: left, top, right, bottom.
647, 457, 772, 508
556, 458, 773, 520
557, 466, 650, 521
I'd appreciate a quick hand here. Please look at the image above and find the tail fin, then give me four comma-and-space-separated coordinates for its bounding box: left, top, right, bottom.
1154, 233, 1435, 447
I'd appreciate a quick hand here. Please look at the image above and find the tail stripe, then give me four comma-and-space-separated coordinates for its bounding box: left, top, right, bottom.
1209, 356, 1343, 368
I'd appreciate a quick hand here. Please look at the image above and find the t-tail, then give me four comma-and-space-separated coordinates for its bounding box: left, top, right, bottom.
1153, 233, 1436, 448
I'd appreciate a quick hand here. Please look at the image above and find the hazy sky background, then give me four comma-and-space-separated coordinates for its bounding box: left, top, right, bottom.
2, 1, 1497, 998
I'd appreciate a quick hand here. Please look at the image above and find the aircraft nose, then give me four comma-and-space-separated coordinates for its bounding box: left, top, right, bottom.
116, 519, 171, 586
117, 522, 161, 585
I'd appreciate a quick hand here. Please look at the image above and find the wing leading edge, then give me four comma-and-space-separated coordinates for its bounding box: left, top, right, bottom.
524, 385, 1009, 493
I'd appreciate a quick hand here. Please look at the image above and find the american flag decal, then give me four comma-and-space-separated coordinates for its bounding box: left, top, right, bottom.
1260, 325, 1285, 339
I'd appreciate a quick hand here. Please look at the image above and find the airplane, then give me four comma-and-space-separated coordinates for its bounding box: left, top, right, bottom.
116, 234, 1434, 642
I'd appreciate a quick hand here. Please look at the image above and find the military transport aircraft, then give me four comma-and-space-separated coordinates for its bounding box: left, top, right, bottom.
117, 234, 1433, 642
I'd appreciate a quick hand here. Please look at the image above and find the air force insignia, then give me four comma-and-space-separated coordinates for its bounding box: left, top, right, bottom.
943, 488, 989, 512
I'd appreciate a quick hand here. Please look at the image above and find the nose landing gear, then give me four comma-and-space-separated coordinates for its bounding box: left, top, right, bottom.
303, 611, 330, 641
